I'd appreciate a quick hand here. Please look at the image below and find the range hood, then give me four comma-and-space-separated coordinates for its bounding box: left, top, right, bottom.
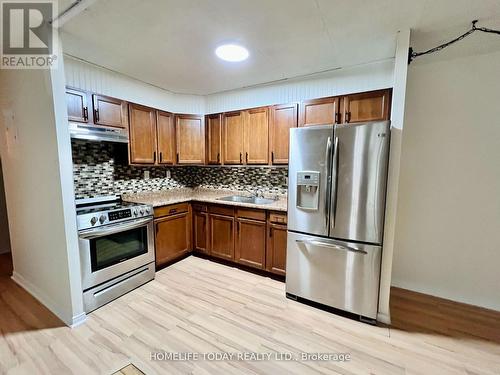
69, 122, 128, 143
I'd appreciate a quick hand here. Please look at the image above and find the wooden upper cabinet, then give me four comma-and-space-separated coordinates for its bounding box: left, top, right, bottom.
206, 114, 222, 164
223, 111, 244, 165
92, 94, 128, 129
175, 114, 205, 165
270, 103, 297, 164
299, 97, 340, 127
66, 88, 89, 123
244, 107, 269, 165
156, 111, 175, 165
128, 104, 157, 164
343, 89, 391, 124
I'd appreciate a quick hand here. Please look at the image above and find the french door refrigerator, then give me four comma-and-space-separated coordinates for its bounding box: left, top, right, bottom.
286, 121, 390, 321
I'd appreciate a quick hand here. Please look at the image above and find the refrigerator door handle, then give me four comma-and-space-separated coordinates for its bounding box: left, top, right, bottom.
331, 137, 339, 228
295, 239, 367, 255
324, 136, 332, 230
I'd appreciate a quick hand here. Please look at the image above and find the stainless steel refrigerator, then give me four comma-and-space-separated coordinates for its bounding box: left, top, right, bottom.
286, 121, 390, 321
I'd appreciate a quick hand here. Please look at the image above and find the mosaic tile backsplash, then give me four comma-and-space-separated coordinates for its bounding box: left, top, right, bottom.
72, 140, 288, 199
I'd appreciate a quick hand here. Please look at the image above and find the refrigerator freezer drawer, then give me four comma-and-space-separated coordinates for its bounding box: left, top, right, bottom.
285, 231, 382, 319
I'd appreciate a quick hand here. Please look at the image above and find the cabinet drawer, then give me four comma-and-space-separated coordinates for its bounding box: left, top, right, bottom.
237, 208, 266, 221
208, 205, 235, 217
192, 203, 208, 212
269, 212, 287, 225
154, 202, 189, 218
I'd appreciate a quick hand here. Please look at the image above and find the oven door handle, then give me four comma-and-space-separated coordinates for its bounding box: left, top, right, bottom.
78, 217, 152, 239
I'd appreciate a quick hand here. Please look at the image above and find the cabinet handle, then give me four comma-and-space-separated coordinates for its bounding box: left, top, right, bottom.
239, 152, 242, 164
335, 112, 339, 124
95, 108, 100, 122
217, 153, 220, 163
271, 151, 274, 163
83, 106, 88, 121
159, 152, 163, 163
246, 152, 248, 164
237, 221, 240, 233
176, 153, 179, 163
169, 209, 177, 215
345, 111, 351, 123
269, 227, 273, 237
153, 151, 156, 163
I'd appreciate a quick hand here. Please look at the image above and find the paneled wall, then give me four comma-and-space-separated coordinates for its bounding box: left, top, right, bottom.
64, 55, 394, 115
64, 56, 206, 114
205, 59, 395, 113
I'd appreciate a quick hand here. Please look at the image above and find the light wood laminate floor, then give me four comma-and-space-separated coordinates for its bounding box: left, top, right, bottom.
1, 254, 499, 375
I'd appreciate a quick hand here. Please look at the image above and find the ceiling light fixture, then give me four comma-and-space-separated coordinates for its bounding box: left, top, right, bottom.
215, 44, 249, 62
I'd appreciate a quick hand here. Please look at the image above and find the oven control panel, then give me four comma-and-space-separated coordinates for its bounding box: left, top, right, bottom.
76, 203, 153, 231
108, 209, 132, 221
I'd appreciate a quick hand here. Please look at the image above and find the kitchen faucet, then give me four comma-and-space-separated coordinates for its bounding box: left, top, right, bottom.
244, 187, 265, 198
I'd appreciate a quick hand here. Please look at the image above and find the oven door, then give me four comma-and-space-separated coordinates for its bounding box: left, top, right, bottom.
78, 217, 155, 290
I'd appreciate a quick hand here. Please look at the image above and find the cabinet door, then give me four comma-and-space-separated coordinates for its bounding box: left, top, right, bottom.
193, 210, 209, 254
210, 214, 234, 260
155, 212, 191, 266
175, 114, 205, 164
343, 89, 391, 124
266, 223, 287, 276
66, 88, 89, 123
129, 104, 157, 164
244, 107, 269, 165
157, 111, 175, 164
236, 218, 266, 269
206, 114, 222, 164
223, 111, 244, 165
299, 97, 340, 127
92, 94, 128, 128
269, 103, 297, 164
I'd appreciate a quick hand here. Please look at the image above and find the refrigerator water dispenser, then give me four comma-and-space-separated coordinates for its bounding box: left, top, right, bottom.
296, 171, 320, 210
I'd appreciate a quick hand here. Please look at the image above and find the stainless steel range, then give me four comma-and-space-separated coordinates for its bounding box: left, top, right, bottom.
76, 196, 155, 312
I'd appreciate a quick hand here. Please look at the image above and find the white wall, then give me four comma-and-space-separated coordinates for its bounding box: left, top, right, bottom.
392, 49, 500, 311
205, 59, 394, 113
64, 56, 206, 114
0, 39, 85, 325
0, 158, 10, 254
377, 30, 410, 324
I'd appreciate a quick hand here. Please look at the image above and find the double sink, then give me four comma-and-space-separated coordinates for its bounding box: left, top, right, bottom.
217, 195, 277, 205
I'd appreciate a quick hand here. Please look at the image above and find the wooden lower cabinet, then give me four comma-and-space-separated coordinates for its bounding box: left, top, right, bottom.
266, 223, 287, 276
153, 202, 286, 276
235, 218, 266, 269
193, 207, 209, 254
209, 214, 235, 260
154, 207, 191, 267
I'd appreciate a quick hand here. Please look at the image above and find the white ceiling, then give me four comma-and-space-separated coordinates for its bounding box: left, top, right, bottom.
60, 0, 500, 95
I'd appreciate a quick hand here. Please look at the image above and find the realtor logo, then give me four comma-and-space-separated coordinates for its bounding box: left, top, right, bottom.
1, 1, 58, 69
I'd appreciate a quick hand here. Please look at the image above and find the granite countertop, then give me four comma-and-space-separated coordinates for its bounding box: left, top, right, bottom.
122, 187, 288, 212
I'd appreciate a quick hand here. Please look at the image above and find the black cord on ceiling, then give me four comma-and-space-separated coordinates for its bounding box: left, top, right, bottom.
408, 20, 500, 64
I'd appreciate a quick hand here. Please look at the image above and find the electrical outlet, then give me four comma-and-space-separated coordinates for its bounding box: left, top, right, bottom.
144, 170, 150, 180
166, 169, 171, 179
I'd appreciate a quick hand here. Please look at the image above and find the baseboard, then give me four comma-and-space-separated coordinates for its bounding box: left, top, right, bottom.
376, 311, 391, 325
70, 312, 87, 328
11, 271, 73, 326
